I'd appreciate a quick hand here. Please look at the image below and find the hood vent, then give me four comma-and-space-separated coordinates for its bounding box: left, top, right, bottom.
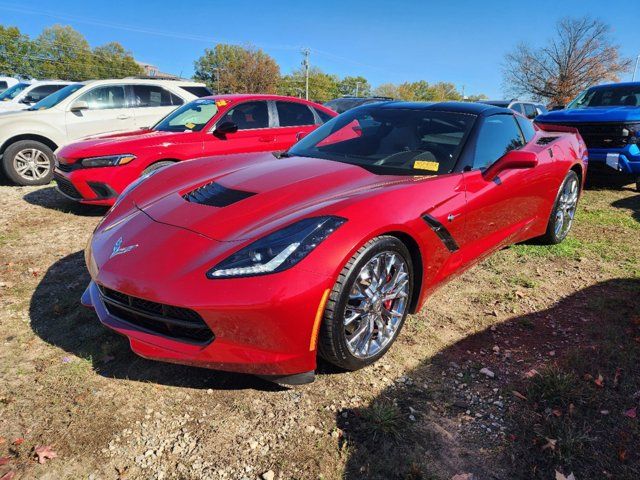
183, 181, 256, 207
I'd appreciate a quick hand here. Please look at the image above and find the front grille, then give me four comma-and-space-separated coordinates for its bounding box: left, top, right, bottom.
183, 181, 256, 207
99, 286, 214, 344
571, 123, 638, 149
54, 174, 82, 199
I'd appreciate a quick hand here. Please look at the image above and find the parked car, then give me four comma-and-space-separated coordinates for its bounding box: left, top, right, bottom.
324, 96, 395, 114
82, 101, 586, 384
535, 82, 640, 191
479, 100, 547, 119
0, 80, 71, 112
54, 94, 337, 205
0, 76, 20, 94
0, 78, 211, 186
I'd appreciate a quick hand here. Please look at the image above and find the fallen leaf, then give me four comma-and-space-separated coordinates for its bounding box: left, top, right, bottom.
0, 472, 16, 480
451, 474, 474, 480
619, 449, 628, 461
623, 408, 637, 419
34, 445, 57, 464
0, 457, 9, 466
524, 369, 539, 378
614, 368, 622, 387
552, 409, 562, 417
594, 374, 604, 388
542, 437, 557, 451
555, 471, 576, 480
512, 390, 527, 401
569, 403, 576, 416
12, 438, 23, 446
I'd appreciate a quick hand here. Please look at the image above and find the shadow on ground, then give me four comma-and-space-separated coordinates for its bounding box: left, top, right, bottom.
23, 186, 109, 217
30, 251, 282, 392
339, 278, 640, 480
611, 194, 640, 224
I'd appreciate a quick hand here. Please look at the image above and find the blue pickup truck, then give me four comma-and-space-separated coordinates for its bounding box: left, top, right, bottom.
535, 82, 640, 191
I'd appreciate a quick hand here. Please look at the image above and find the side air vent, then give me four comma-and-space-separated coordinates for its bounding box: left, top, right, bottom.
536, 136, 559, 145
183, 181, 256, 207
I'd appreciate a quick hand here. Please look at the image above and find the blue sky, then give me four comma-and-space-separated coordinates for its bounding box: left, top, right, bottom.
1, 0, 637, 98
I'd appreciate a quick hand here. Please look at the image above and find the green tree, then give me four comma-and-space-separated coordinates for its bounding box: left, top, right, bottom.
398, 80, 433, 101
92, 42, 143, 78
278, 67, 340, 103
373, 83, 400, 98
35, 25, 94, 80
338, 75, 371, 97
0, 26, 39, 77
194, 44, 280, 94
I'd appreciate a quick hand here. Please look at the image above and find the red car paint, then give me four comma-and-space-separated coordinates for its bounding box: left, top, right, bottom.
54, 94, 336, 206
82, 102, 587, 380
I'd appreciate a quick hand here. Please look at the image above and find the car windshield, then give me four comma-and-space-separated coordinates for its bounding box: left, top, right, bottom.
288, 106, 476, 175
154, 99, 219, 132
568, 85, 640, 109
0, 83, 29, 101
28, 83, 83, 110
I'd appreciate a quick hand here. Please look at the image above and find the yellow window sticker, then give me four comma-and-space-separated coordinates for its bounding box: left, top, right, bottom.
413, 160, 439, 172
215, 99, 228, 107
185, 122, 196, 130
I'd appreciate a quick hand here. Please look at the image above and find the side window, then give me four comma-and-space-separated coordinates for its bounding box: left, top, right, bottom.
275, 101, 315, 127
26, 84, 65, 102
314, 108, 334, 124
0, 81, 7, 90
472, 115, 525, 170
131, 85, 183, 107
515, 115, 536, 143
523, 103, 537, 119
79, 85, 127, 110
219, 101, 269, 130
510, 103, 523, 114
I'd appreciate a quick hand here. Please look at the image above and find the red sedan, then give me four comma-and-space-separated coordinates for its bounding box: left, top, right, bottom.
82, 102, 587, 384
54, 94, 336, 205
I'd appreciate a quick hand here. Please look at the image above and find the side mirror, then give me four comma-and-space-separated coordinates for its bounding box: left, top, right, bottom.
551, 105, 565, 111
296, 131, 308, 141
20, 96, 35, 104
483, 150, 538, 182
214, 121, 238, 138
70, 101, 89, 112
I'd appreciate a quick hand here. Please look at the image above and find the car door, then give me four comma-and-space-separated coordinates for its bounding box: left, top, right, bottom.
65, 84, 136, 141
272, 100, 319, 150
461, 113, 543, 260
204, 100, 276, 154
130, 84, 184, 128
21, 84, 67, 106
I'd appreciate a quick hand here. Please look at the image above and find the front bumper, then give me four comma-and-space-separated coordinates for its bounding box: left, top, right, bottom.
53, 164, 141, 206
587, 145, 640, 176
82, 215, 333, 376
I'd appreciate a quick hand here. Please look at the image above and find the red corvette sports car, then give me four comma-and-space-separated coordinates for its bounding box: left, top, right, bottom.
54, 94, 336, 206
82, 102, 587, 384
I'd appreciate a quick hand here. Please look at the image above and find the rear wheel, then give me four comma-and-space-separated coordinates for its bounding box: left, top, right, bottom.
318, 236, 413, 371
2, 140, 54, 186
141, 160, 175, 176
539, 170, 580, 245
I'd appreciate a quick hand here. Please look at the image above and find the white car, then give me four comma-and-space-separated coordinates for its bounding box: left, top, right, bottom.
0, 77, 20, 94
0, 80, 72, 112
0, 78, 212, 185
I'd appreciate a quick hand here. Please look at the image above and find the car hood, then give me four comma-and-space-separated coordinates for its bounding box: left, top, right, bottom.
536, 107, 640, 124
57, 130, 197, 161
136, 154, 416, 242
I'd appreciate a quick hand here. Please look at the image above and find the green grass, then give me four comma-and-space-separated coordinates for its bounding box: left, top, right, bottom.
578, 208, 640, 231
511, 237, 583, 260
360, 400, 405, 441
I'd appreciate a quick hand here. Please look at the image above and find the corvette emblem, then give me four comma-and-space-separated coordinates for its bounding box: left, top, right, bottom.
110, 237, 138, 259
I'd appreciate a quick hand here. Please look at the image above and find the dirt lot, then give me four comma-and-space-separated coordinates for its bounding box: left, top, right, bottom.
0, 180, 638, 480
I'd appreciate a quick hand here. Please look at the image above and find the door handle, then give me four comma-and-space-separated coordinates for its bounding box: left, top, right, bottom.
116, 114, 131, 120
447, 213, 461, 222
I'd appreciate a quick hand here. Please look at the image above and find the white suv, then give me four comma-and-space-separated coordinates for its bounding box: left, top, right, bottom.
0, 78, 212, 185
0, 80, 72, 112
0, 77, 20, 94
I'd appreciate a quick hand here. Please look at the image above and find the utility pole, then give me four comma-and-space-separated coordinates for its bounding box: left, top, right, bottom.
213, 67, 224, 94
633, 55, 640, 82
302, 48, 310, 100
355, 81, 361, 97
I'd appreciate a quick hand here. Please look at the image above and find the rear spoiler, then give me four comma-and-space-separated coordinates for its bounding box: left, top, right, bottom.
534, 122, 579, 135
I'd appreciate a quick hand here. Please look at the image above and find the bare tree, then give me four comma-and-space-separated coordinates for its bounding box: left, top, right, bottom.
503, 17, 631, 106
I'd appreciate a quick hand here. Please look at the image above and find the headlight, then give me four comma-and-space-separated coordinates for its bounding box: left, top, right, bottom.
207, 216, 346, 278
81, 154, 136, 168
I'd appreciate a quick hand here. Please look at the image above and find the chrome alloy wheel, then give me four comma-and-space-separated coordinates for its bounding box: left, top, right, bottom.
554, 175, 579, 240
13, 148, 50, 181
343, 251, 410, 359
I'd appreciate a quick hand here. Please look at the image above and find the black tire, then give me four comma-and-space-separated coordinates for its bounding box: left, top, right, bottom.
318, 235, 414, 371
538, 170, 580, 245
636, 178, 640, 193
141, 160, 175, 176
2, 140, 54, 186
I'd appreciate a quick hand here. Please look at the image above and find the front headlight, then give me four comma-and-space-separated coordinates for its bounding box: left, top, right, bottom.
207, 216, 346, 279
81, 154, 136, 168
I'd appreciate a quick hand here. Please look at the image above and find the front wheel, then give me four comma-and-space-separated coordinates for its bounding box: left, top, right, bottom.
539, 170, 580, 245
318, 236, 413, 371
2, 140, 54, 186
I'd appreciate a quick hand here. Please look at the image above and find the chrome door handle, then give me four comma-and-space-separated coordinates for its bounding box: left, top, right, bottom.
447, 213, 461, 222
116, 114, 131, 120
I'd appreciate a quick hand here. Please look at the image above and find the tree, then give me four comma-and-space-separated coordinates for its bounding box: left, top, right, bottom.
92, 42, 143, 78
278, 67, 340, 102
194, 44, 280, 94
35, 25, 94, 80
0, 26, 39, 77
373, 83, 400, 98
503, 16, 631, 105
338, 76, 371, 97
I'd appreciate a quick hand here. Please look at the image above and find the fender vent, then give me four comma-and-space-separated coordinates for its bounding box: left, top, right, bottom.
536, 136, 559, 145
183, 181, 256, 207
